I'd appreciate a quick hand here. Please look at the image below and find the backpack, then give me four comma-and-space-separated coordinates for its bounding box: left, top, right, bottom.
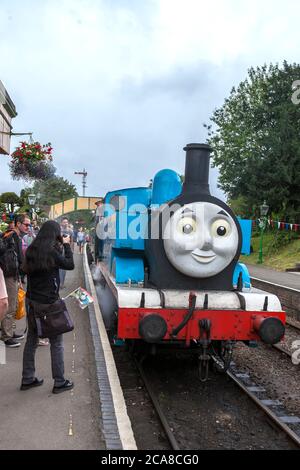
0, 232, 19, 278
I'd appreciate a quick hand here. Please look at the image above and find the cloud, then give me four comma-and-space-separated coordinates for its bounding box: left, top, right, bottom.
0, 0, 300, 204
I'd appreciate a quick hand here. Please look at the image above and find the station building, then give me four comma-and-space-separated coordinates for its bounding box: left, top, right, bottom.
0, 81, 17, 155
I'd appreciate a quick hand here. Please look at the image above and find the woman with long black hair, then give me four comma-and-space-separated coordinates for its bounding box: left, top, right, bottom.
21, 220, 75, 393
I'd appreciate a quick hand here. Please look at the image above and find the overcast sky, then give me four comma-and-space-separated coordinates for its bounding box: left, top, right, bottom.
0, 0, 299, 201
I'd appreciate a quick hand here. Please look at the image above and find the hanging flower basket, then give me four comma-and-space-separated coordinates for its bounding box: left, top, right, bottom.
9, 141, 56, 181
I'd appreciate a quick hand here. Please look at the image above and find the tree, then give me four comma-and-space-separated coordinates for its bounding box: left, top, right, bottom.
206, 62, 300, 222
19, 188, 34, 212
228, 195, 253, 219
0, 192, 21, 213
32, 176, 78, 207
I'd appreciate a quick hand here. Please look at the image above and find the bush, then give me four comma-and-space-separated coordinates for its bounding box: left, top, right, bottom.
267, 230, 299, 254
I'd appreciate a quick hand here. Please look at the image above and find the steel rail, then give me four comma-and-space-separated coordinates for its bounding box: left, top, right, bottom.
272, 323, 300, 358
133, 358, 180, 451
286, 318, 300, 331
250, 276, 300, 356
272, 343, 292, 358
227, 369, 300, 448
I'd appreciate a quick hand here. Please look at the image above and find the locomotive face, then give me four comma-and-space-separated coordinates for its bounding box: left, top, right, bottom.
163, 202, 239, 278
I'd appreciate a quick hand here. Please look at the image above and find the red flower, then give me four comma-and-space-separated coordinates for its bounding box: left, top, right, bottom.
11, 140, 54, 169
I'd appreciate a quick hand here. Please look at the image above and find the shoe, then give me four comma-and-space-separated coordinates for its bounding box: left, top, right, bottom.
52, 379, 74, 394
20, 378, 44, 391
13, 333, 25, 340
38, 338, 49, 346
5, 339, 21, 348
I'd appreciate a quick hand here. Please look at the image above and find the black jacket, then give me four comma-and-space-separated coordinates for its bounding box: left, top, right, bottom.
2, 230, 24, 279
11, 231, 24, 269
26, 243, 74, 304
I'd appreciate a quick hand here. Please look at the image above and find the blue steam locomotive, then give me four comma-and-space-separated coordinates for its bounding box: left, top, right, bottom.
94, 143, 285, 378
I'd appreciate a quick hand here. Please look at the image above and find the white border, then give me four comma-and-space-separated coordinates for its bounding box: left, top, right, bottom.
252, 276, 300, 294
83, 249, 137, 450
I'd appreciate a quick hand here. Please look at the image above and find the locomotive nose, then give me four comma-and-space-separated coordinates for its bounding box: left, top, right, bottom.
139, 314, 167, 343
253, 316, 285, 345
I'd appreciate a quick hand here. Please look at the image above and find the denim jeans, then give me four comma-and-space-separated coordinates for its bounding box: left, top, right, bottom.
59, 269, 66, 286
22, 308, 66, 387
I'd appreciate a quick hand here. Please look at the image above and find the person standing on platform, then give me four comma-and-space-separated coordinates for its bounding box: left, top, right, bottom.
94, 198, 104, 261
0, 214, 30, 348
76, 227, 85, 254
59, 217, 73, 289
0, 267, 8, 322
21, 220, 75, 393
22, 223, 48, 347
22, 225, 36, 254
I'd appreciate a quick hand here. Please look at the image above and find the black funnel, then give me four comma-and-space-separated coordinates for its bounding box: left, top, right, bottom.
182, 143, 212, 195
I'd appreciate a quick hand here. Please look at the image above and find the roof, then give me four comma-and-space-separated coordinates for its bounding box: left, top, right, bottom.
0, 81, 17, 118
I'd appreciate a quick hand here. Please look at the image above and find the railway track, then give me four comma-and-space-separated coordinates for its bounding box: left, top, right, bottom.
133, 352, 300, 450
273, 343, 292, 357
133, 357, 180, 450
286, 318, 300, 331
227, 365, 300, 448
272, 320, 300, 358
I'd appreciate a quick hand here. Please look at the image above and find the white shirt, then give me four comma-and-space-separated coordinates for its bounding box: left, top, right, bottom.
0, 268, 7, 300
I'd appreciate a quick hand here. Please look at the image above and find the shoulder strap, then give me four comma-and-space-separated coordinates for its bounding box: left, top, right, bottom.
3, 230, 14, 240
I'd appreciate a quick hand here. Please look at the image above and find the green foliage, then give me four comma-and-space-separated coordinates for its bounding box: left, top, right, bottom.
0, 222, 8, 232
15, 177, 78, 218
0, 192, 21, 212
240, 231, 300, 270
18, 188, 33, 212
206, 61, 300, 222
228, 195, 253, 218
32, 176, 78, 207
266, 229, 299, 254
0, 200, 7, 215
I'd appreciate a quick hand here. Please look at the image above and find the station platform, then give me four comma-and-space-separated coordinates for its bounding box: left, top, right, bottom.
0, 250, 135, 450
246, 264, 300, 291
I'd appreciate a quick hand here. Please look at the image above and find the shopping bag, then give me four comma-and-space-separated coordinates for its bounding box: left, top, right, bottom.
16, 287, 26, 320
29, 298, 74, 338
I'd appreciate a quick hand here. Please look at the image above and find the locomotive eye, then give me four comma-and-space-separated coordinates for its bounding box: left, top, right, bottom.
177, 217, 197, 235
211, 219, 231, 238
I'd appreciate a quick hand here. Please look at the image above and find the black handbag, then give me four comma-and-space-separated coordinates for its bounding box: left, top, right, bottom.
29, 298, 74, 338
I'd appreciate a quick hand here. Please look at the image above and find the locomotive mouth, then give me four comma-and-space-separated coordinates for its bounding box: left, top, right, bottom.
191, 250, 216, 264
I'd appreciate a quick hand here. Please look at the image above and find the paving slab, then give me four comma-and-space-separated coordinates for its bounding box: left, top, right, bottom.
247, 264, 300, 291
0, 253, 105, 450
